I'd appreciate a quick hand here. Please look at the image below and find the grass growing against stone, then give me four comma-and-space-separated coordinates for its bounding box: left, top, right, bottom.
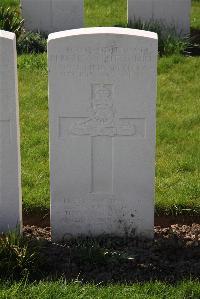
0, 224, 200, 295
0, 0, 200, 295
157, 55, 200, 215
15, 0, 200, 216
18, 53, 200, 216
18, 54, 49, 214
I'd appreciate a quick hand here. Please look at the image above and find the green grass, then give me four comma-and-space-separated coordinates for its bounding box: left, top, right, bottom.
156, 55, 200, 215
1, 0, 200, 216
1, 0, 200, 294
18, 54, 200, 216
18, 54, 49, 214
17, 0, 200, 215
1, 0, 200, 30
0, 280, 199, 298
0, 0, 19, 9
85, 0, 127, 27
191, 0, 200, 30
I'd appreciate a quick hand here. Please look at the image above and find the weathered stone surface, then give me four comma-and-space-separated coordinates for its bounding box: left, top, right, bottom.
128, 0, 191, 36
21, 0, 84, 34
0, 30, 22, 233
48, 27, 157, 240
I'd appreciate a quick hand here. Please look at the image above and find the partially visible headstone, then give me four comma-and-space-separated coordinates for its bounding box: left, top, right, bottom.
128, 0, 191, 36
0, 30, 22, 233
21, 0, 84, 35
48, 27, 157, 240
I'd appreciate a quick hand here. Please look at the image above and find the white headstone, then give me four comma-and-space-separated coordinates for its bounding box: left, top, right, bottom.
128, 0, 191, 36
21, 0, 84, 35
0, 30, 22, 233
48, 27, 157, 240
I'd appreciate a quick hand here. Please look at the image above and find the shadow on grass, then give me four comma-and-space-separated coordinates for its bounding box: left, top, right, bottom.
16, 224, 200, 284
188, 28, 200, 55
115, 23, 200, 57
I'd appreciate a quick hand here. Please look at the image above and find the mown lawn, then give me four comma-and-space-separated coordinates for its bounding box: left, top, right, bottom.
18, 53, 200, 216
1, 0, 200, 296
85, 0, 127, 27
191, 0, 200, 29
1, 0, 19, 9
2, 0, 200, 30
19, 0, 200, 215
0, 280, 199, 299
2, 0, 200, 216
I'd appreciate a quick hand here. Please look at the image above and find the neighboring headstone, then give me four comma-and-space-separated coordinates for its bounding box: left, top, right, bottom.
48, 27, 157, 240
0, 30, 22, 233
128, 0, 191, 36
21, 0, 84, 35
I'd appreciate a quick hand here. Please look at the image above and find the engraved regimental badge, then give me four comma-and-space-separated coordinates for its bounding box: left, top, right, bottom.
70, 84, 136, 137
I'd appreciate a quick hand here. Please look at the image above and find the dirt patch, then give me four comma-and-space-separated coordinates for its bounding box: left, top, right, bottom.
23, 223, 200, 283
24, 225, 51, 240
155, 215, 200, 227
23, 213, 50, 228
189, 28, 200, 56
23, 213, 200, 228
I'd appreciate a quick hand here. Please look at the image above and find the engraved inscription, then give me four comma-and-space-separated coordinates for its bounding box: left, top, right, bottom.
51, 46, 153, 78
64, 199, 116, 227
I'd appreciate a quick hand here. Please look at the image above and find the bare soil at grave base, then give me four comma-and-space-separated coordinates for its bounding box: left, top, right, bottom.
23, 214, 200, 283
23, 213, 200, 228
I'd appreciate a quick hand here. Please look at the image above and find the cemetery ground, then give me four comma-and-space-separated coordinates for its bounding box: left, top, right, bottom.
0, 0, 200, 297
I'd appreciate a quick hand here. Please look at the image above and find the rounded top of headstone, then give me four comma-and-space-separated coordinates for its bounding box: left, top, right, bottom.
48, 27, 158, 42
0, 30, 15, 40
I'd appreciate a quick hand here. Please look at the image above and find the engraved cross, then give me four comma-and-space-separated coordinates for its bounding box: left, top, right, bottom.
59, 84, 145, 194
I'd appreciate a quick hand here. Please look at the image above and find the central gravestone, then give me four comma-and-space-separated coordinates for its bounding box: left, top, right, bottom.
48, 28, 157, 240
